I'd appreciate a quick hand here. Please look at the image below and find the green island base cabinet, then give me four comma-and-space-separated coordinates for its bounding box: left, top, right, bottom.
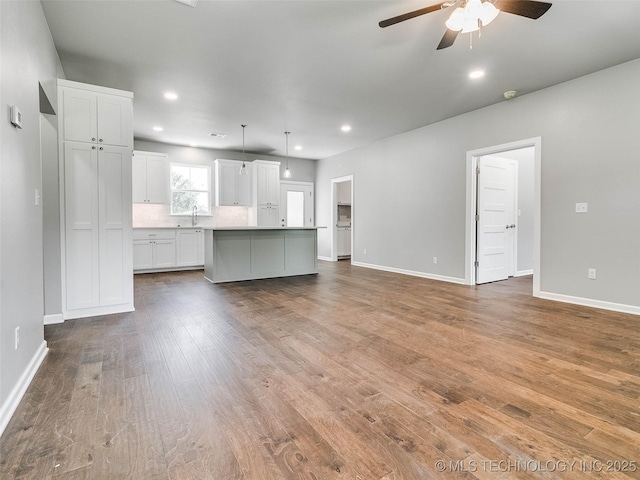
204, 227, 319, 283
133, 228, 205, 273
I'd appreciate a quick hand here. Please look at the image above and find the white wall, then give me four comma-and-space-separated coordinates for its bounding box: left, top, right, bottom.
316, 58, 640, 311
0, 1, 65, 433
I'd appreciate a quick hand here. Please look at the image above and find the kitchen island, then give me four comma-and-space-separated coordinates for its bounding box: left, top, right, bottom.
204, 227, 320, 283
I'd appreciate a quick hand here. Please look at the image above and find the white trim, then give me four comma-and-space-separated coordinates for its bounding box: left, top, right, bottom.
352, 261, 467, 285
317, 256, 333, 262
538, 291, 640, 316
64, 303, 134, 321
0, 341, 49, 436
57, 79, 134, 98
44, 313, 64, 325
515, 269, 534, 277
465, 137, 542, 296
133, 150, 168, 158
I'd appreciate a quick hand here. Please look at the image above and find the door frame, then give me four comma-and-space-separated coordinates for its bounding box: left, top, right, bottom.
330, 175, 353, 262
280, 180, 315, 227
465, 137, 541, 295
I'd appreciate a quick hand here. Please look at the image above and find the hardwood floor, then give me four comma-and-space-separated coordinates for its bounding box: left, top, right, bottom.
1, 261, 639, 479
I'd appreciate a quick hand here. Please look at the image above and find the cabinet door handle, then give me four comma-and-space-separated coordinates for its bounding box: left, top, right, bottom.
99, 138, 103, 142
92, 146, 96, 150
92, 137, 96, 141
99, 147, 103, 150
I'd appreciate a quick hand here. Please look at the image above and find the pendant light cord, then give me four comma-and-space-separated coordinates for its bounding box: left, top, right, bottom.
241, 124, 247, 167
285, 131, 290, 170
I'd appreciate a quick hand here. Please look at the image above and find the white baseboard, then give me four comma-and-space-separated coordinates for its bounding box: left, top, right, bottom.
351, 261, 467, 285
538, 291, 640, 316
44, 313, 64, 325
0, 340, 49, 436
515, 269, 534, 277
64, 302, 134, 321
317, 256, 333, 262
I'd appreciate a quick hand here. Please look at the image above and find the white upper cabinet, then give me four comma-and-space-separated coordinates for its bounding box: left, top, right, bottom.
252, 160, 280, 226
61, 81, 132, 147
132, 151, 169, 204
215, 159, 251, 206
255, 161, 280, 205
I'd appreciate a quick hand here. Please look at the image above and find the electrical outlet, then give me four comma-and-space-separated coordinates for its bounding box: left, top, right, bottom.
15, 327, 20, 350
35, 189, 40, 206
588, 268, 597, 280
363, 248, 367, 255
576, 203, 588, 213
433, 256, 438, 264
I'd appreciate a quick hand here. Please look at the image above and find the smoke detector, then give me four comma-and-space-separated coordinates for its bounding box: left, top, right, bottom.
209, 132, 227, 138
504, 90, 517, 100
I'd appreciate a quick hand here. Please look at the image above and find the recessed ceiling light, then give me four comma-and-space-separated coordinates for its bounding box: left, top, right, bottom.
153, 126, 163, 132
164, 92, 178, 100
341, 125, 352, 132
190, 143, 198, 148
469, 70, 485, 79
294, 145, 302, 151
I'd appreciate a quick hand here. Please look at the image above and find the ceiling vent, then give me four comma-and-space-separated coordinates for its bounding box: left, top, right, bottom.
175, 0, 198, 7
209, 132, 227, 138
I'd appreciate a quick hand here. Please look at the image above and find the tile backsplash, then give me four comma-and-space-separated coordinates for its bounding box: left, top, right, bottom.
133, 203, 249, 228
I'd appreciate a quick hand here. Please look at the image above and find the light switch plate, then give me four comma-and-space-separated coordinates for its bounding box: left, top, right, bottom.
575, 203, 588, 213
10, 105, 23, 129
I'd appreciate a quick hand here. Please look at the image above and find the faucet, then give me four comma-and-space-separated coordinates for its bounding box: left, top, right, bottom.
192, 206, 198, 226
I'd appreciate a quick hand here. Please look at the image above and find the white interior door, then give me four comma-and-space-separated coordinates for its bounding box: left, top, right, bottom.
280, 182, 314, 227
476, 155, 514, 284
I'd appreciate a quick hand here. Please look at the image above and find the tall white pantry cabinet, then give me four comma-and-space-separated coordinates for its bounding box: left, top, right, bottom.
57, 79, 134, 320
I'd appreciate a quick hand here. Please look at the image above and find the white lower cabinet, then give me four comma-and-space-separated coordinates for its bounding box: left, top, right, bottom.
134, 228, 204, 272
133, 229, 176, 271
337, 227, 351, 257
176, 229, 205, 267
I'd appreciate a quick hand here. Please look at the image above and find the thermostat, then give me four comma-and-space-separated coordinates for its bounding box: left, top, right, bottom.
10, 105, 22, 129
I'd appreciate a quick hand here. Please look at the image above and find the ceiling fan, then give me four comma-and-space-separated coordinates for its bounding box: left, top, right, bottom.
379, 0, 552, 50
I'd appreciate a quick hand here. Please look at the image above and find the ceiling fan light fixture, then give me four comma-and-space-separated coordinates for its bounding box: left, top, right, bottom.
445, 7, 465, 31
479, 1, 500, 26
461, 17, 480, 33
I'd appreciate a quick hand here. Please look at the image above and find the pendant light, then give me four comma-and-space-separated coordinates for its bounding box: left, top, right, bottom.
239, 124, 248, 175
283, 131, 292, 179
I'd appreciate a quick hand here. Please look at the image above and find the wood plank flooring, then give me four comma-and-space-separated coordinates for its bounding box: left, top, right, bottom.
1, 261, 640, 479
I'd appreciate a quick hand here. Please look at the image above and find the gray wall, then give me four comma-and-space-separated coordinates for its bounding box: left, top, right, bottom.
0, 1, 64, 417
134, 140, 317, 183
316, 58, 640, 309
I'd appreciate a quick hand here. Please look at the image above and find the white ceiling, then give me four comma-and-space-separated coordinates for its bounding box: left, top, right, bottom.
41, 0, 640, 160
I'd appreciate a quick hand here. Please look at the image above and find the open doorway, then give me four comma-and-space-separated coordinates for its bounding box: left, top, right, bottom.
465, 138, 541, 295
330, 175, 353, 262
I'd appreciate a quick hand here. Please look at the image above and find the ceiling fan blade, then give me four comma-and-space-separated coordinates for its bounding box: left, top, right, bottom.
436, 29, 460, 50
496, 0, 552, 19
379, 2, 446, 28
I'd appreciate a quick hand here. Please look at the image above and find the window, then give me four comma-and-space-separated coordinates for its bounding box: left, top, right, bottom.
170, 164, 211, 215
